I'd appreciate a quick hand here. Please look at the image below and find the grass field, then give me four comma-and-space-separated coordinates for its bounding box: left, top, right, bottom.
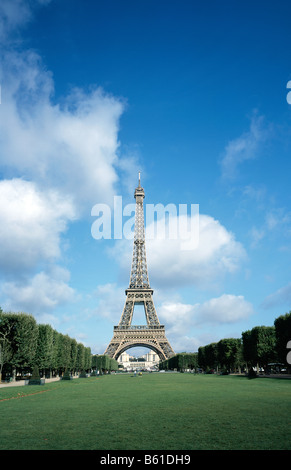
0, 372, 290, 450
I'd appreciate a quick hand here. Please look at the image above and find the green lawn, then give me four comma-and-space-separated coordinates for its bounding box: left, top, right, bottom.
0, 373, 290, 450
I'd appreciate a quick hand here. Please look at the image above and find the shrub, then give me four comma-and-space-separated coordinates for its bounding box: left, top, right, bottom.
62, 369, 72, 380
28, 365, 43, 385
248, 367, 257, 379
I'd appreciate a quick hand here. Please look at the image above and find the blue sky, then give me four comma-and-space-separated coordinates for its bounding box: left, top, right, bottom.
0, 0, 291, 355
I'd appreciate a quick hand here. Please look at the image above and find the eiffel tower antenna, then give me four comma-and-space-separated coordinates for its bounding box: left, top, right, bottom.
104, 174, 175, 361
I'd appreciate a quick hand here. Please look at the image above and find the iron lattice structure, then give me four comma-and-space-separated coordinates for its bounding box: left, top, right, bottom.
104, 174, 175, 361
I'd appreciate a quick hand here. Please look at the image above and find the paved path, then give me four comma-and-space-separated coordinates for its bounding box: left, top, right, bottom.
0, 377, 71, 388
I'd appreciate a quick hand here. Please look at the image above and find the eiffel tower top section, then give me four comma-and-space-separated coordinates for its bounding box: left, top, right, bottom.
128, 172, 151, 291
134, 171, 145, 201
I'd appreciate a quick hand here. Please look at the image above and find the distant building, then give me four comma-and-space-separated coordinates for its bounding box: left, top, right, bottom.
117, 351, 160, 370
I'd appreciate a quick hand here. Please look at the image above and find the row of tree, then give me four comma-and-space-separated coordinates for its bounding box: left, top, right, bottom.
159, 312, 291, 374
0, 312, 92, 380
159, 353, 198, 371
92, 354, 119, 374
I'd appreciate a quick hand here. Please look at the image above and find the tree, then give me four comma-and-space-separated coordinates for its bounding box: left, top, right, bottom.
70, 338, 78, 373
242, 329, 254, 368
76, 343, 85, 372
109, 357, 118, 372
255, 326, 276, 369
0, 312, 39, 379
84, 347, 92, 371
204, 343, 218, 371
242, 326, 276, 371
91, 354, 99, 371
198, 346, 207, 370
217, 338, 242, 372
11, 313, 39, 374
169, 353, 198, 371
58, 334, 72, 373
0, 314, 13, 381
51, 330, 61, 374
95, 355, 118, 373
274, 312, 291, 368
35, 324, 54, 376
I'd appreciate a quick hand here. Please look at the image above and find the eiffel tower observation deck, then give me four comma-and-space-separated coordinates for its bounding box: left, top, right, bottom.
104, 173, 175, 361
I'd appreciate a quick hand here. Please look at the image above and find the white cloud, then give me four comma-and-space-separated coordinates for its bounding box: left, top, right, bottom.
0, 0, 127, 211
111, 213, 246, 289
151, 294, 253, 352
1, 266, 76, 315
220, 113, 269, 179
0, 178, 76, 273
170, 335, 202, 354
195, 294, 253, 324
0, 49, 124, 209
159, 294, 253, 330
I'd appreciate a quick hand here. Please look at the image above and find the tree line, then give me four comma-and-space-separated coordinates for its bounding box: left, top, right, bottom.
159, 353, 199, 372
159, 311, 291, 374
0, 311, 92, 380
92, 354, 119, 374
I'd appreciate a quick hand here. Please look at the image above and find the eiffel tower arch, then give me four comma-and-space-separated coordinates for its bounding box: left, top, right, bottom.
104, 173, 175, 361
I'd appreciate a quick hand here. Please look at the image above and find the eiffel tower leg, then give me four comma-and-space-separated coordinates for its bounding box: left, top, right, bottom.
118, 297, 134, 328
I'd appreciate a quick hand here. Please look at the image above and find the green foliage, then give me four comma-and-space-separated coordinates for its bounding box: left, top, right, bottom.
95, 354, 118, 373
1, 312, 39, 369
242, 326, 276, 368
274, 311, 291, 365
198, 343, 218, 370
76, 343, 85, 371
70, 339, 78, 371
0, 314, 13, 380
35, 324, 54, 371
0, 312, 92, 378
58, 333, 72, 371
159, 353, 198, 371
28, 365, 42, 385
62, 369, 72, 380
84, 347, 92, 370
31, 365, 40, 380
177, 353, 198, 371
217, 338, 242, 371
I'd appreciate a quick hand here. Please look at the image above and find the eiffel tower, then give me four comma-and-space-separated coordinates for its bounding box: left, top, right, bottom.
104, 173, 175, 361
